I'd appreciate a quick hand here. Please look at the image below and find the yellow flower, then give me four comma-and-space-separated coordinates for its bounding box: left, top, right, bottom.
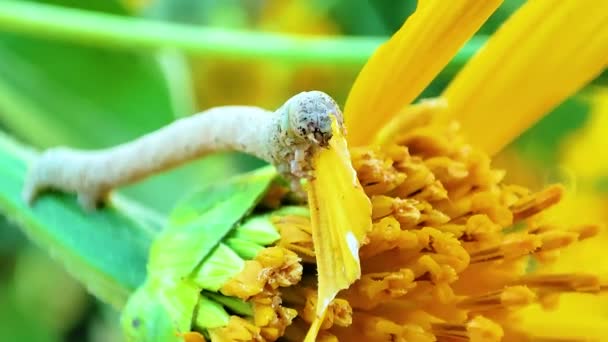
302, 0, 607, 340
190, 0, 608, 341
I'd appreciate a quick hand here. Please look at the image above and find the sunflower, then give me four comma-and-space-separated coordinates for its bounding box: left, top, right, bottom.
177, 0, 607, 341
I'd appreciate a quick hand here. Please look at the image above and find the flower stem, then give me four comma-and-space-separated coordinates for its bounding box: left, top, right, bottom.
0, 1, 377, 65
0, 1, 486, 67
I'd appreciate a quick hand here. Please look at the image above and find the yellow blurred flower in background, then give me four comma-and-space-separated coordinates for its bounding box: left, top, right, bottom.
192, 0, 355, 111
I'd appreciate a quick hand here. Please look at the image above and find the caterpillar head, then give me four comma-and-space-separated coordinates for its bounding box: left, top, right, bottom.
283, 90, 344, 147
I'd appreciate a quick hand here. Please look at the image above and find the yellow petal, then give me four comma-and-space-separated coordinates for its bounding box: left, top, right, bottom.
442, 0, 608, 155
305, 119, 372, 340
344, 0, 502, 146
373, 98, 446, 146
303, 309, 327, 342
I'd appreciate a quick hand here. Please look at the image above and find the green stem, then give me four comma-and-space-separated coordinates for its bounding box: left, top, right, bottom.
0, 1, 486, 66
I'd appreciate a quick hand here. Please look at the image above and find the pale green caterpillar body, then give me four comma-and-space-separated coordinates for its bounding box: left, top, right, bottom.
23, 91, 343, 210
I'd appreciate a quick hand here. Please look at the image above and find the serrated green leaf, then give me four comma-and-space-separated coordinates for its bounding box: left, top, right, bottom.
224, 237, 264, 260
149, 166, 277, 279
0, 132, 155, 308
121, 279, 200, 342
228, 214, 280, 246
193, 296, 230, 330
204, 291, 253, 317
191, 243, 244, 291
122, 166, 278, 340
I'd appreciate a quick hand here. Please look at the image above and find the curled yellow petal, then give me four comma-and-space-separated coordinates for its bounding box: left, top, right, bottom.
305, 119, 372, 340
373, 98, 446, 146
344, 0, 502, 146
442, 0, 608, 155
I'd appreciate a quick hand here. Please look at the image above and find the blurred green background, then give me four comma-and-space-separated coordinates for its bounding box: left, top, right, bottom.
0, 0, 605, 341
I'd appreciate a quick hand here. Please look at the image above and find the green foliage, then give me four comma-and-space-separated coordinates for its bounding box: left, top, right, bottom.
0, 1, 252, 214
227, 214, 281, 246
0, 132, 154, 308
0, 287, 59, 342
193, 296, 231, 330
191, 243, 245, 291
0, 1, 169, 149
150, 166, 276, 279
512, 95, 591, 165
204, 291, 252, 317
122, 166, 276, 340
121, 279, 200, 342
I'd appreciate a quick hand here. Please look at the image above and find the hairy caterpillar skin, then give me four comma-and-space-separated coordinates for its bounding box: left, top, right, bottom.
23, 91, 343, 210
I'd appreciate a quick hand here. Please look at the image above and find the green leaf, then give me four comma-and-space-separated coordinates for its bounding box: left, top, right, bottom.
204, 291, 253, 317
193, 296, 231, 330
0, 1, 248, 214
224, 237, 264, 260
12, 247, 90, 334
228, 214, 280, 246
0, 11, 176, 148
122, 166, 278, 340
511, 95, 591, 165
0, 132, 155, 308
0, 35, 209, 212
0, 285, 59, 342
149, 166, 277, 279
121, 279, 200, 342
191, 243, 245, 291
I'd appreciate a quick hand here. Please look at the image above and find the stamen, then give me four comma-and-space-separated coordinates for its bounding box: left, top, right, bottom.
397, 126, 454, 158
295, 288, 353, 330
511, 185, 564, 222
221, 247, 302, 299
457, 286, 536, 310
461, 214, 502, 242
425, 156, 470, 186
371, 195, 449, 228
514, 273, 601, 293
569, 224, 602, 240
391, 159, 438, 199
468, 234, 541, 263
360, 216, 418, 258
251, 292, 297, 341
536, 231, 579, 252
351, 148, 407, 195
208, 316, 262, 342
273, 215, 315, 263
353, 312, 435, 342
344, 268, 416, 310
432, 316, 503, 342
